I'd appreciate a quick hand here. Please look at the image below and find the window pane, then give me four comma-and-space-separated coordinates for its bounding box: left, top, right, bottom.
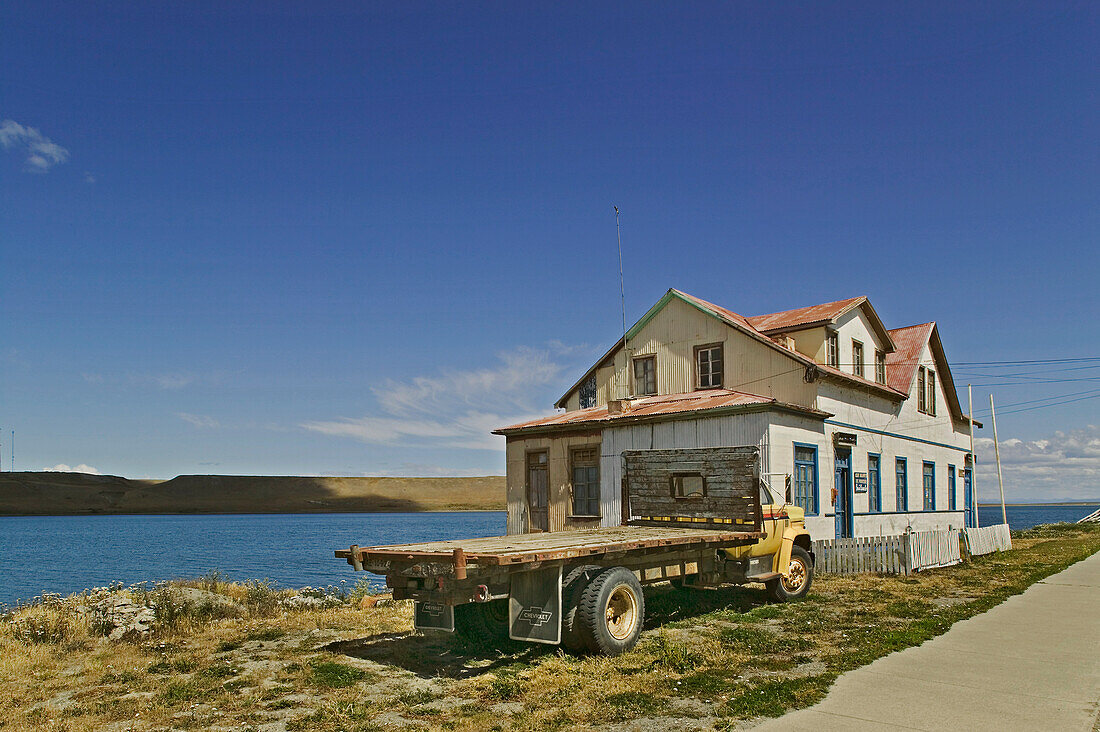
672, 474, 705, 498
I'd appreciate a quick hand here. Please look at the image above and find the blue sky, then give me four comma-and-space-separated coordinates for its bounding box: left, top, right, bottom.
2, 3, 1098, 499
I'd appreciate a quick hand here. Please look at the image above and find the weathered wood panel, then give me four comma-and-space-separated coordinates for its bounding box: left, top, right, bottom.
600, 413, 769, 530
622, 446, 761, 530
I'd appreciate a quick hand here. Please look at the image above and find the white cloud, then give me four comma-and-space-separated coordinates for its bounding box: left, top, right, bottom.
152, 373, 195, 390
177, 413, 220, 429
364, 464, 502, 478
974, 424, 1100, 502
302, 346, 564, 452
83, 171, 96, 184
44, 463, 101, 474
0, 119, 70, 172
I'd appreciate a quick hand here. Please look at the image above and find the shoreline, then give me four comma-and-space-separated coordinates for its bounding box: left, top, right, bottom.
0, 508, 507, 518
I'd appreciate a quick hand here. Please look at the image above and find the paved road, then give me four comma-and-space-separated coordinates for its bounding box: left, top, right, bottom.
755, 550, 1100, 731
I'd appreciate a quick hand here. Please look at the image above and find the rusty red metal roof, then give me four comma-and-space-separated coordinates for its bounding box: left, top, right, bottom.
885, 322, 934, 394
746, 296, 867, 333
495, 389, 826, 435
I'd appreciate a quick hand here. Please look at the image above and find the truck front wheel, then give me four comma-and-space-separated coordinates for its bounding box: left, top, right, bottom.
577, 567, 644, 656
766, 546, 813, 602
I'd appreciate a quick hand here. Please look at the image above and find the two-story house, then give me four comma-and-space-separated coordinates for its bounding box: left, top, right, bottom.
493, 289, 980, 541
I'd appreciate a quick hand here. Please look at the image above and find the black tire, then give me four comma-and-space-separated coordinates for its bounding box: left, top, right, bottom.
454, 599, 509, 640
561, 565, 602, 653
577, 567, 645, 656
766, 546, 813, 602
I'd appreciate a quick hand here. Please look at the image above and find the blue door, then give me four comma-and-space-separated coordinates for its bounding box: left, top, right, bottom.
835, 451, 854, 539
964, 468, 975, 528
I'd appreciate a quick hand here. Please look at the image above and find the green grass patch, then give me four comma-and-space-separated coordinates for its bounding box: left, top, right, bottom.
604, 691, 672, 717
308, 659, 369, 688
721, 675, 832, 718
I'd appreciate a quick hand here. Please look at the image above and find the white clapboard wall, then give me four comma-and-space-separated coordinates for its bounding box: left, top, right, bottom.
962, 523, 1012, 556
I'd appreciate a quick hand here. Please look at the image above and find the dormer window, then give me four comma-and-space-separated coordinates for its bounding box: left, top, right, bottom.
917, 366, 936, 415
852, 340, 864, 378
695, 344, 723, 389
875, 350, 887, 384
826, 331, 839, 368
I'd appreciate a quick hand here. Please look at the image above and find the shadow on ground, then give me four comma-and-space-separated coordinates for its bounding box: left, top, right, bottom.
327, 631, 553, 678
329, 583, 774, 677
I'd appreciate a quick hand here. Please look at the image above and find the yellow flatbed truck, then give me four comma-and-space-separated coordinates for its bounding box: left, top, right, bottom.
336, 446, 813, 656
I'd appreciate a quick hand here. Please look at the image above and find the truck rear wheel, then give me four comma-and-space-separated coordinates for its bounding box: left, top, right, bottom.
577, 567, 644, 656
561, 565, 602, 653
454, 599, 509, 640
766, 546, 813, 602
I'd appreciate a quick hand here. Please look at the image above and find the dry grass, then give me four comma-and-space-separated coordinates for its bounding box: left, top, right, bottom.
1, 522, 1097, 731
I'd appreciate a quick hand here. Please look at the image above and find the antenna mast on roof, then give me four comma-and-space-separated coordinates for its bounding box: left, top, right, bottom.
614, 206, 630, 399
614, 206, 626, 346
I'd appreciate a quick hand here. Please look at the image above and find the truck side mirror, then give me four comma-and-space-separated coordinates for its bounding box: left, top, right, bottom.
785, 475, 792, 503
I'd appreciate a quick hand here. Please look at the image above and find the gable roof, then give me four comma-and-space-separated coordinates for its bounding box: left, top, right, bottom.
747, 296, 896, 351
886, 322, 980, 427
554, 289, 906, 408
499, 389, 829, 436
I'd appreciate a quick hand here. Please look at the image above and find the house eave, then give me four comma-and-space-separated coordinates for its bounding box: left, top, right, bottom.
493, 401, 832, 439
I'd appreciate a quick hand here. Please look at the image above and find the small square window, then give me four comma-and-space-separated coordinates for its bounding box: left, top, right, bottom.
671, 473, 705, 498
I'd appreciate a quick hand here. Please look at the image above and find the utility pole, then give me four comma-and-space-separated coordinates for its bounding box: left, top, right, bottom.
989, 395, 1008, 526
968, 385, 977, 527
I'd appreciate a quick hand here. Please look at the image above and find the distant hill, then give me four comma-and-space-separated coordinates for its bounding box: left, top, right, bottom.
0, 472, 506, 515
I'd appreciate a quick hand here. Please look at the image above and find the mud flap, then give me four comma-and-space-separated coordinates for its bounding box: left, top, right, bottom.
413, 600, 454, 632
508, 566, 562, 644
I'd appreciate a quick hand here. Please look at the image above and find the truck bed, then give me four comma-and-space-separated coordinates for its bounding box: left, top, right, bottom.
337, 524, 763, 573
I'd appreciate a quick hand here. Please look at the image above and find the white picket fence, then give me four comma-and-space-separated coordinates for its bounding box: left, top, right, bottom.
812, 535, 911, 574
962, 523, 1012, 556
812, 528, 962, 575
908, 528, 963, 570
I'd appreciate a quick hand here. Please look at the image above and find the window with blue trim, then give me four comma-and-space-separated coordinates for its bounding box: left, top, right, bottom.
793, 444, 818, 515
895, 458, 908, 512
923, 461, 936, 511
948, 464, 956, 511
868, 454, 881, 513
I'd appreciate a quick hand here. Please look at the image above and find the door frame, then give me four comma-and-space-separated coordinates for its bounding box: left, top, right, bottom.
963, 467, 975, 528
525, 449, 549, 532
834, 449, 854, 539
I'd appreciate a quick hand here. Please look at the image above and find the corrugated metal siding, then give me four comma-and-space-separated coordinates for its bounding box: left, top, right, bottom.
600, 412, 770, 528
571, 296, 817, 411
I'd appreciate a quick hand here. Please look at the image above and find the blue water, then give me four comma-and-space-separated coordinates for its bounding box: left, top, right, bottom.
2, 506, 1096, 608
978, 504, 1099, 531
0, 512, 505, 608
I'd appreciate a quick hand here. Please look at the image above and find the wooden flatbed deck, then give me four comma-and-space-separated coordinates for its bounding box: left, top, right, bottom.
337, 524, 763, 569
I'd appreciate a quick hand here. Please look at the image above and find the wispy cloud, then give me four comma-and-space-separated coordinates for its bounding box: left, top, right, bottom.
302, 346, 566, 452
177, 413, 220, 429
0, 119, 70, 172
43, 463, 101, 474
150, 373, 195, 390
83, 171, 96, 184
975, 424, 1100, 501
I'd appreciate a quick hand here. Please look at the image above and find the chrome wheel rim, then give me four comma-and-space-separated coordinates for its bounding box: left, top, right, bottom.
605, 586, 639, 640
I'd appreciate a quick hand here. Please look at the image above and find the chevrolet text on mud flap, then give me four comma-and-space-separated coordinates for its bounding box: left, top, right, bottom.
338, 446, 814, 656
